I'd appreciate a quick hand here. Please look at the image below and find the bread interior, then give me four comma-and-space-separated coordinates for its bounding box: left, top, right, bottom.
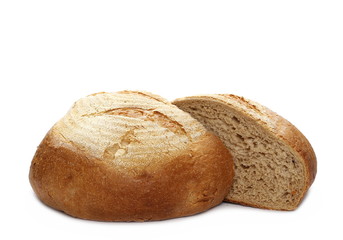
175, 100, 305, 210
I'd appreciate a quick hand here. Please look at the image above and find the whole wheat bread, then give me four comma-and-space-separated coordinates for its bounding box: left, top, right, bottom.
173, 94, 317, 210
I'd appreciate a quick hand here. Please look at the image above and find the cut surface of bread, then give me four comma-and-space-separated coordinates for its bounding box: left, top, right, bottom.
173, 94, 317, 210
29, 91, 234, 221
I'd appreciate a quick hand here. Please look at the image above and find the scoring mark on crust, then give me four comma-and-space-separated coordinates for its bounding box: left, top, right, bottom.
82, 107, 188, 136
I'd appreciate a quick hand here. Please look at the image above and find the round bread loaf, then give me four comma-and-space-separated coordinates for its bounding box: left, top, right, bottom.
29, 91, 234, 221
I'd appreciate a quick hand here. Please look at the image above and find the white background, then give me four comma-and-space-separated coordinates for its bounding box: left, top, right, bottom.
1, 1, 342, 239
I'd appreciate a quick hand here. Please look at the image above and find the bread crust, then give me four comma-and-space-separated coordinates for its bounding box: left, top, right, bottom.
29, 91, 234, 221
173, 94, 317, 210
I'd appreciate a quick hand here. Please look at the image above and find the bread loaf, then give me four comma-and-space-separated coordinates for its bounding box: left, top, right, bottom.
173, 94, 317, 210
29, 91, 234, 221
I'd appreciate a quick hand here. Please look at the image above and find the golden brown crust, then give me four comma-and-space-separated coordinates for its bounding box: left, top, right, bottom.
117, 90, 171, 104
29, 131, 234, 221
173, 94, 317, 210
259, 108, 317, 209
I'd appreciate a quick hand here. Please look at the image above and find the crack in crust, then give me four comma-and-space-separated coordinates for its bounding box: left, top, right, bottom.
82, 107, 188, 137
103, 128, 140, 161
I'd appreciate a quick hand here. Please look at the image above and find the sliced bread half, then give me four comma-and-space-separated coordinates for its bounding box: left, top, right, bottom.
173, 94, 317, 210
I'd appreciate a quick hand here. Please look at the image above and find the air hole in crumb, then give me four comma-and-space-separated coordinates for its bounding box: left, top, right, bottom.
240, 164, 250, 169
267, 164, 275, 170
232, 116, 240, 123
236, 134, 244, 141
282, 192, 290, 197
